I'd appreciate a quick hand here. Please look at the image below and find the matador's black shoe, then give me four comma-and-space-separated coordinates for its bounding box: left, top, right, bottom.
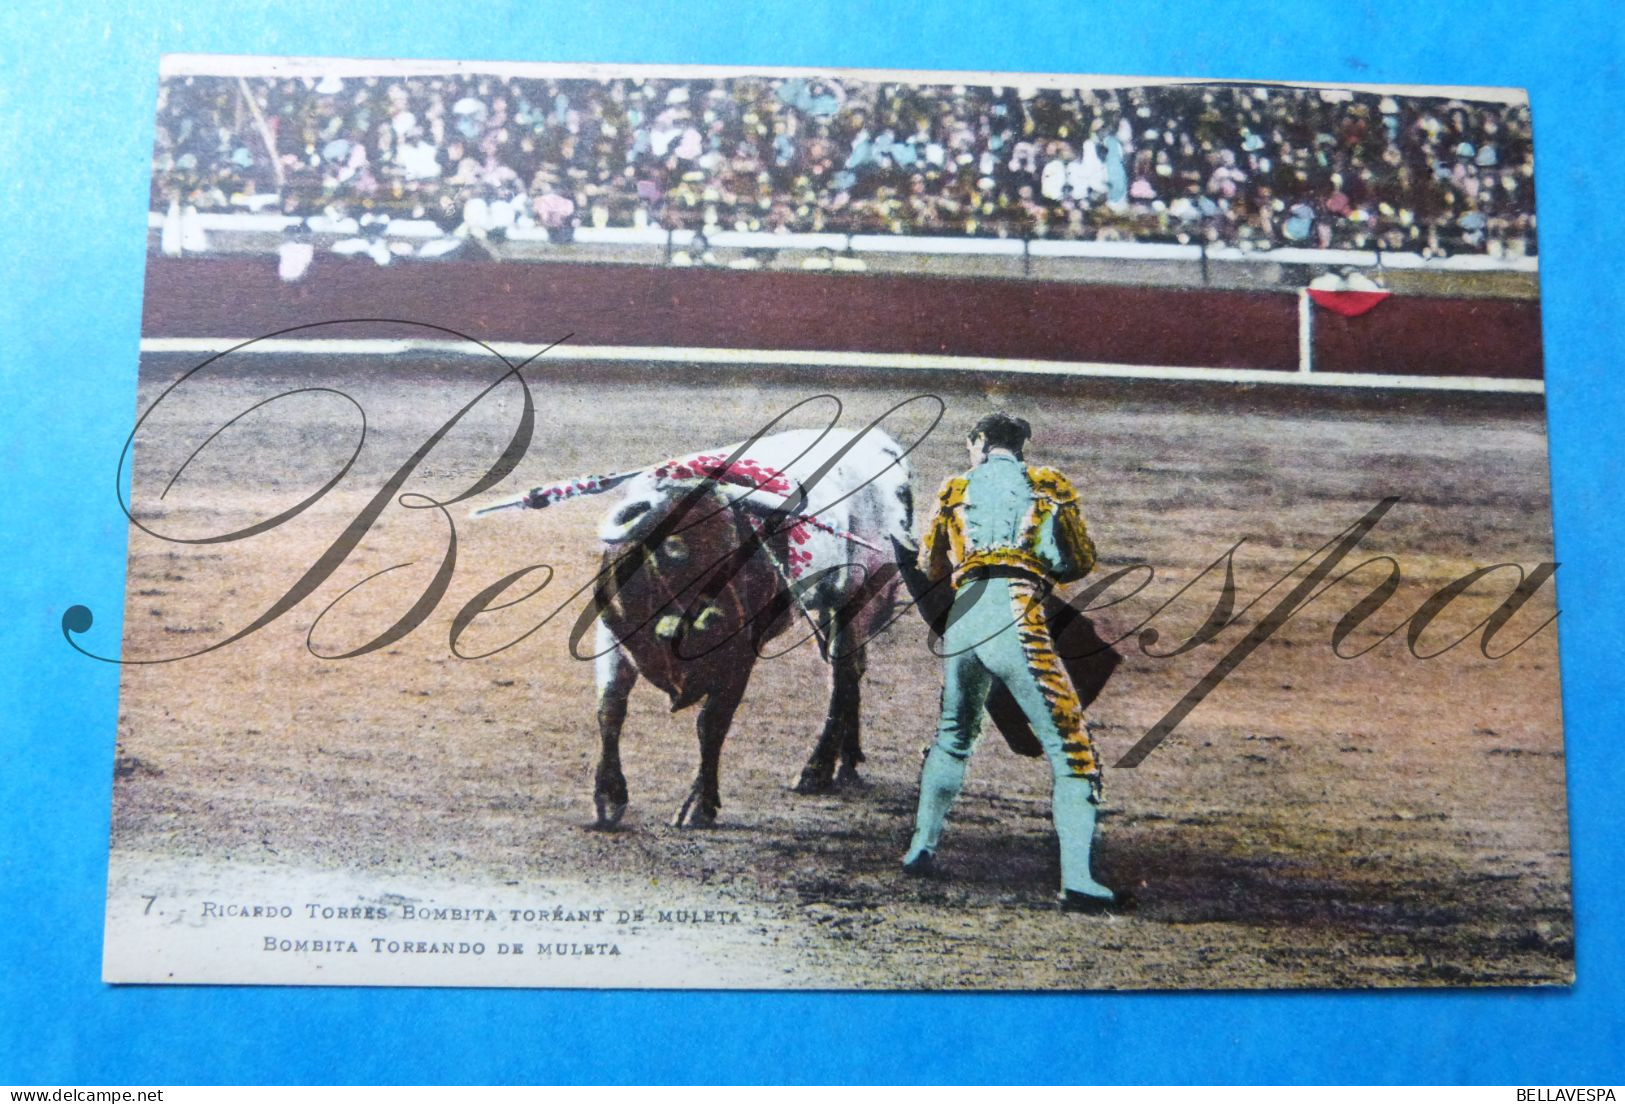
901, 851, 940, 879
1058, 887, 1136, 914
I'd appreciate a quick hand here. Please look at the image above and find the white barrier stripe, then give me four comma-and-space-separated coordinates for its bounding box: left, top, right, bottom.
136, 337, 1545, 394
142, 208, 1543, 272
1297, 288, 1314, 375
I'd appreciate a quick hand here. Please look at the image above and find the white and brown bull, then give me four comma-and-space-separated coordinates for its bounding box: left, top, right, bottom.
480, 428, 914, 828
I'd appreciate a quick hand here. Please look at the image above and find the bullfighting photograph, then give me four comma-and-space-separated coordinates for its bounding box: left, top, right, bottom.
92, 54, 1569, 990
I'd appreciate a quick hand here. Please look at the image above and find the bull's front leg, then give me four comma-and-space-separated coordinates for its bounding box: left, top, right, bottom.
593, 619, 638, 829
673, 670, 747, 829
793, 617, 866, 794
835, 639, 868, 787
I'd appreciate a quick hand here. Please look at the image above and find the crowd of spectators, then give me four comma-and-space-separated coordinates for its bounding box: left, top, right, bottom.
153, 72, 1537, 257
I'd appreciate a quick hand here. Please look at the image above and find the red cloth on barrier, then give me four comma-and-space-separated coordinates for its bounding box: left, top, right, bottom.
1308, 288, 1392, 317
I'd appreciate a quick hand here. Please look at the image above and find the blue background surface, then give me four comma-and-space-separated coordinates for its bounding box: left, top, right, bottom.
1, 0, 1621, 1085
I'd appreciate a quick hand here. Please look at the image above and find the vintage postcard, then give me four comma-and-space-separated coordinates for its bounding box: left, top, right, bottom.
93, 54, 1567, 989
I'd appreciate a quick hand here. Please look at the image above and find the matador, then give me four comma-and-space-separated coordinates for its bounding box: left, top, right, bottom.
902, 412, 1128, 912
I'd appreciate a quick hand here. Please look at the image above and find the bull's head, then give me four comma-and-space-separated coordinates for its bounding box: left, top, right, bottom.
594, 484, 793, 708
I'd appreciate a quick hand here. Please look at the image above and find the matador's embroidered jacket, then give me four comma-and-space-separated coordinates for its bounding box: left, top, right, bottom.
922, 453, 1097, 589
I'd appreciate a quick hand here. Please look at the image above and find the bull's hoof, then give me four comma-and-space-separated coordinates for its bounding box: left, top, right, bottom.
672, 789, 719, 829
592, 796, 627, 830
791, 763, 835, 794
834, 762, 866, 789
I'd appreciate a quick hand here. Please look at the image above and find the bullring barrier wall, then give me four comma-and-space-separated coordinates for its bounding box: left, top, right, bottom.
139, 256, 1544, 390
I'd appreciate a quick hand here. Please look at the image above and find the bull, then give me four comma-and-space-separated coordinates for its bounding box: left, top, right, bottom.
476, 427, 914, 828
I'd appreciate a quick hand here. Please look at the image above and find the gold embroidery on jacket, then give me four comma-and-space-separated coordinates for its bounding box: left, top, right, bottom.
923, 466, 1096, 587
